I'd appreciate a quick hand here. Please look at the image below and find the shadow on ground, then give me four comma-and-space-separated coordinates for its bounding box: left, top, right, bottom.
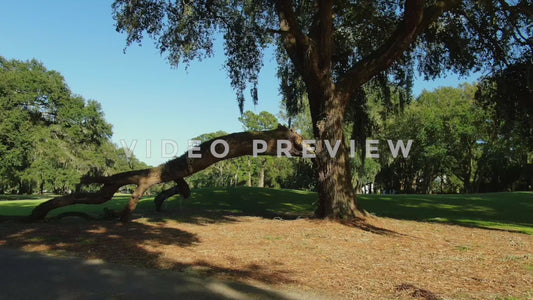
0, 219, 296, 287
0, 248, 301, 300
149, 188, 533, 234
3, 188, 531, 236
141, 187, 315, 225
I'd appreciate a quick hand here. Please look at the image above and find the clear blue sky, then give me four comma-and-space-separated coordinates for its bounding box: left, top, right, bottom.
1, 0, 478, 166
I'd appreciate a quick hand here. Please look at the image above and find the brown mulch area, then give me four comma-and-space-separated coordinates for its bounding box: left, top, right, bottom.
0, 216, 532, 300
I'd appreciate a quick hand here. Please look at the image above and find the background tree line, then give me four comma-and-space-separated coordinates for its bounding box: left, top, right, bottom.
0, 57, 147, 195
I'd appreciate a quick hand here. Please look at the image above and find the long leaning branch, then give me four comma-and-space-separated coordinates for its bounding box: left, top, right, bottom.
28, 125, 305, 222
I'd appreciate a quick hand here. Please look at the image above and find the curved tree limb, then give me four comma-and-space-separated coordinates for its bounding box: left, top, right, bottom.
337, 0, 461, 98
154, 178, 191, 212
27, 125, 306, 222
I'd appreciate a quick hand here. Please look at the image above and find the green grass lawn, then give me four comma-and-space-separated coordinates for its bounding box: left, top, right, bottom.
359, 192, 533, 234
1, 188, 532, 234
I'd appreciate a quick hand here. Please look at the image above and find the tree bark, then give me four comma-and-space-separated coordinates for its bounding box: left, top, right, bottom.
309, 88, 366, 219
28, 126, 306, 222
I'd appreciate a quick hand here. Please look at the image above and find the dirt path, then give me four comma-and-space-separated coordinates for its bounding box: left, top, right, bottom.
0, 248, 326, 300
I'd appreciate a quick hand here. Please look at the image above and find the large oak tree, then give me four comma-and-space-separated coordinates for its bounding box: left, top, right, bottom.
111, 0, 530, 219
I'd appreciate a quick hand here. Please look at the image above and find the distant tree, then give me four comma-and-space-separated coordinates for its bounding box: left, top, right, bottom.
239, 111, 278, 187
113, 0, 530, 219
239, 111, 278, 132
379, 85, 485, 193
0, 56, 146, 194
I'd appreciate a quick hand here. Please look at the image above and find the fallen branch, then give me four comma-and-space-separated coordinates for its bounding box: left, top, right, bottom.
27, 125, 306, 222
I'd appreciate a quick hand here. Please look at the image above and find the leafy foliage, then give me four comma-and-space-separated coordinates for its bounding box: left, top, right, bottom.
113, 0, 530, 114
476, 57, 533, 147
375, 83, 531, 193
112, 0, 276, 112
0, 57, 147, 194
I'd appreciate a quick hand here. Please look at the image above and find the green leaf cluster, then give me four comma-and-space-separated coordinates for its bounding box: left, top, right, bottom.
0, 57, 147, 194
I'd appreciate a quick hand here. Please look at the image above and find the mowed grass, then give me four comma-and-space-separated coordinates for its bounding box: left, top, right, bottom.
1, 188, 532, 234
359, 192, 533, 235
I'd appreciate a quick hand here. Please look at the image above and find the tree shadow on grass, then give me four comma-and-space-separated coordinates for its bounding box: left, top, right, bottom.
359, 192, 533, 235
138, 187, 403, 238
0, 219, 296, 288
142, 187, 315, 225
144, 206, 309, 226
148, 187, 403, 236
142, 208, 247, 225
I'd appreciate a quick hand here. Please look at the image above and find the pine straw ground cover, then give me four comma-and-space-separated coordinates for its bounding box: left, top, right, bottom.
0, 215, 532, 299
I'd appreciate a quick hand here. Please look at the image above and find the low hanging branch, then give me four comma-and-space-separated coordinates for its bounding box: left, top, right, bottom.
28, 125, 306, 222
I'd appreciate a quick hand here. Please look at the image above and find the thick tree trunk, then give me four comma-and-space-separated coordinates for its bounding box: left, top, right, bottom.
28, 126, 306, 222
313, 140, 364, 219
309, 89, 366, 220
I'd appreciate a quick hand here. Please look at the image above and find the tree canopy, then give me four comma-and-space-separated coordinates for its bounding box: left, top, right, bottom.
112, 0, 530, 110
0, 56, 147, 194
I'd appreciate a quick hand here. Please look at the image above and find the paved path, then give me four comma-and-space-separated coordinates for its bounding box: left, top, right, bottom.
0, 248, 313, 300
